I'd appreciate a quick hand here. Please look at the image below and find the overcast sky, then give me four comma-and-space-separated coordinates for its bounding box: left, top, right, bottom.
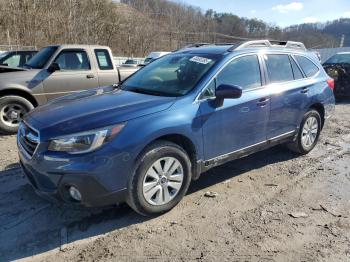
172, 0, 350, 27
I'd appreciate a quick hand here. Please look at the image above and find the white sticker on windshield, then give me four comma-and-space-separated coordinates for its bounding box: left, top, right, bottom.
189, 56, 212, 65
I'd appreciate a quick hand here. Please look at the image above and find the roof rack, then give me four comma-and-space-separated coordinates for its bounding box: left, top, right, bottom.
176, 40, 307, 53
233, 40, 306, 51
176, 42, 242, 52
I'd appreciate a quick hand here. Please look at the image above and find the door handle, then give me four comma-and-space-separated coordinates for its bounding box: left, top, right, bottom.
257, 98, 269, 107
301, 87, 309, 93
86, 74, 95, 79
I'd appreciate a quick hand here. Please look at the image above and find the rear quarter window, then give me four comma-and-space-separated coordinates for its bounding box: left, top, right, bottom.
294, 55, 319, 78
289, 56, 304, 80
94, 49, 113, 70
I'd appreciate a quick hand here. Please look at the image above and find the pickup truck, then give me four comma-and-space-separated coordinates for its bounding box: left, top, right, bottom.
0, 45, 138, 134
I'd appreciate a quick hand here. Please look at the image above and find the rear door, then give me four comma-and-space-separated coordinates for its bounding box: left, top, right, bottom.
264, 53, 307, 139
42, 48, 99, 100
94, 48, 119, 86
199, 54, 270, 160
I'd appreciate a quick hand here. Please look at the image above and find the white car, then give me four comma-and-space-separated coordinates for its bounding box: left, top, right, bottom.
144, 51, 170, 64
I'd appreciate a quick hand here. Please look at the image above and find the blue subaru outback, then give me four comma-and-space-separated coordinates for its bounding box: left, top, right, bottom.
17, 40, 335, 216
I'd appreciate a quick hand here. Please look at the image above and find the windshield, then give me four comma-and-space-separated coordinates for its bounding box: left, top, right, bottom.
25, 46, 58, 69
325, 54, 350, 64
125, 60, 137, 64
121, 53, 220, 97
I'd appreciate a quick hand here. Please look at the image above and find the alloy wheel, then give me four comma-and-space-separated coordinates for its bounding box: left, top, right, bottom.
142, 157, 184, 206
301, 116, 318, 148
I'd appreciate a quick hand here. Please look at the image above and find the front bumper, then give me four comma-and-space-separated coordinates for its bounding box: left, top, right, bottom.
17, 136, 131, 207
20, 160, 127, 207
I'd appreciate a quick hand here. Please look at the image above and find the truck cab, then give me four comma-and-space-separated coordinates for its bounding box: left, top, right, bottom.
0, 45, 137, 134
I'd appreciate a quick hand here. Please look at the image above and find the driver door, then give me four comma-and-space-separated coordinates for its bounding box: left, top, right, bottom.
199, 55, 270, 160
43, 49, 98, 100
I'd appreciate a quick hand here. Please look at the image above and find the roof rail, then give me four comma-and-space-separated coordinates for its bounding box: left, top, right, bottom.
176, 42, 242, 52
233, 40, 306, 51
285, 41, 306, 50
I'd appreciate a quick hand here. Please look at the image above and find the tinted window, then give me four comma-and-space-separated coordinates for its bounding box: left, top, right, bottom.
265, 54, 294, 83
295, 55, 319, 77
95, 49, 113, 70
122, 53, 220, 97
199, 79, 216, 100
325, 53, 350, 64
54, 50, 90, 70
216, 55, 261, 90
26, 46, 58, 69
290, 56, 304, 80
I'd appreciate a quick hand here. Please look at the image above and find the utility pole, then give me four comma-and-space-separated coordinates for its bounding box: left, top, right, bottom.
340, 34, 345, 47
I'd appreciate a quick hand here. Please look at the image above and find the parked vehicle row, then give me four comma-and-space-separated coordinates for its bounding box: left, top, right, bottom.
17, 40, 335, 216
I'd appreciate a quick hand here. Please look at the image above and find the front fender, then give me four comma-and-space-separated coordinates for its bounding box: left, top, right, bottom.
0, 71, 46, 105
110, 100, 204, 162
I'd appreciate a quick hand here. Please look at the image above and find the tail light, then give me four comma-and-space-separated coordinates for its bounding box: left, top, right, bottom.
326, 78, 334, 91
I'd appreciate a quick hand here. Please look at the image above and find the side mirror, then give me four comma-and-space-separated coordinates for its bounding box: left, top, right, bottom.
216, 84, 242, 99
47, 62, 60, 73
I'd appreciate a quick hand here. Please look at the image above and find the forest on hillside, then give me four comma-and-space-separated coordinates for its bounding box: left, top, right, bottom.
0, 0, 349, 56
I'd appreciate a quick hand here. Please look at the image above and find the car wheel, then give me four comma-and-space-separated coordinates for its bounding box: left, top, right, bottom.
287, 109, 321, 154
0, 96, 34, 134
127, 140, 192, 216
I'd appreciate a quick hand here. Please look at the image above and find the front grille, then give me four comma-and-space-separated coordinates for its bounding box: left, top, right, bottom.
18, 122, 39, 157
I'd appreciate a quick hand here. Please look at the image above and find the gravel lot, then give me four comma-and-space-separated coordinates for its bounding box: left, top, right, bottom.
0, 102, 349, 261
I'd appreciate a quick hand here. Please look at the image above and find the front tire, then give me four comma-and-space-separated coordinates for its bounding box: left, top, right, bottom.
287, 109, 321, 154
0, 96, 34, 134
127, 140, 192, 216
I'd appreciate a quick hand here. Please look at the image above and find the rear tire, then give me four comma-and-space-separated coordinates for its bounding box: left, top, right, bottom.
0, 96, 34, 134
126, 140, 192, 216
287, 109, 321, 154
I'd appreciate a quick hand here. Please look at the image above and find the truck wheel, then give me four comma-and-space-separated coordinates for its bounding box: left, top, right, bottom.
287, 109, 321, 154
127, 140, 192, 216
0, 96, 34, 134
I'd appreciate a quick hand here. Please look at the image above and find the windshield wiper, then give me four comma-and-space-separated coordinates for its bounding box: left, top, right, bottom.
129, 88, 173, 97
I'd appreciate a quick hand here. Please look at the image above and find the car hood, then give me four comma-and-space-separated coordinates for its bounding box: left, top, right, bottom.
0, 68, 42, 83
25, 86, 177, 139
0, 65, 28, 73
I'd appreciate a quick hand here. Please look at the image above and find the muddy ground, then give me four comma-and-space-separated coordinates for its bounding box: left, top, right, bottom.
0, 102, 350, 262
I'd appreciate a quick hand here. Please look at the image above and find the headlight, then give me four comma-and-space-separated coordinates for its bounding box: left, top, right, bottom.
48, 123, 125, 154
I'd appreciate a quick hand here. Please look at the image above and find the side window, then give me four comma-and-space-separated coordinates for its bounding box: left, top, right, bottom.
265, 54, 294, 83
94, 49, 113, 70
289, 56, 304, 80
26, 53, 35, 62
54, 50, 90, 70
3, 54, 21, 67
199, 79, 215, 100
216, 55, 262, 90
294, 55, 319, 77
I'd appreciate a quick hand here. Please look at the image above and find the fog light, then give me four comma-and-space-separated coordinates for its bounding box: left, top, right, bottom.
69, 186, 82, 201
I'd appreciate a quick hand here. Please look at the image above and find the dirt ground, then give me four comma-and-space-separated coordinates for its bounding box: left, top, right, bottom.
0, 102, 350, 262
